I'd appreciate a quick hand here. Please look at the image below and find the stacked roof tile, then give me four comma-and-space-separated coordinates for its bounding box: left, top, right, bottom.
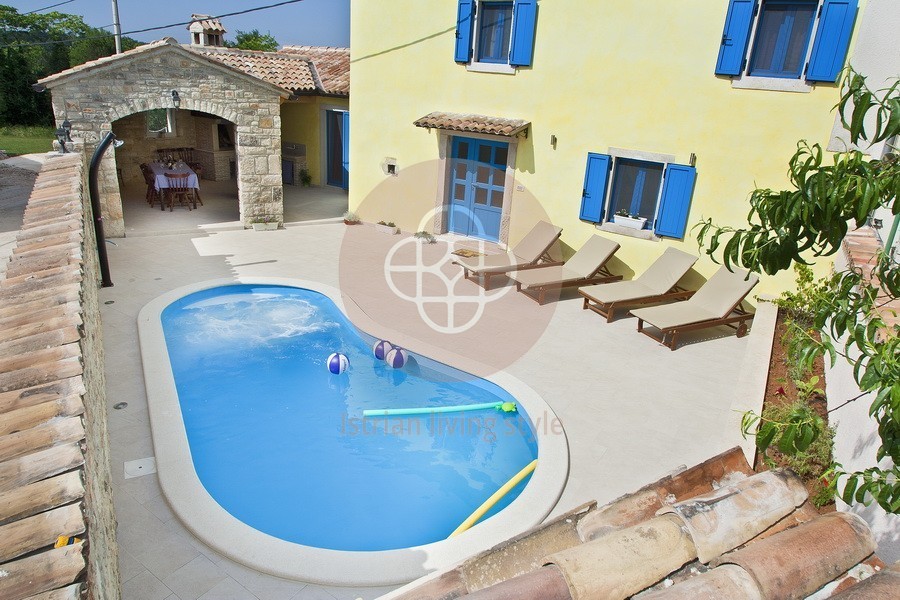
279, 46, 350, 95
37, 38, 350, 98
189, 46, 319, 93
384, 447, 896, 600
0, 154, 96, 599
842, 226, 900, 332
413, 112, 530, 137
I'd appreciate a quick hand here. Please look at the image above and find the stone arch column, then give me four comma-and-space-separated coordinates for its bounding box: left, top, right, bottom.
43, 45, 284, 236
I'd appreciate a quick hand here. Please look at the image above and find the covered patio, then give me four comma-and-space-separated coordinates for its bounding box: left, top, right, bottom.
119, 181, 347, 235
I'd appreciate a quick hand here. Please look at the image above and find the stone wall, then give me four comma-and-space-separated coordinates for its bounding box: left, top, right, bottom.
45, 42, 285, 234
0, 152, 120, 599
111, 109, 201, 185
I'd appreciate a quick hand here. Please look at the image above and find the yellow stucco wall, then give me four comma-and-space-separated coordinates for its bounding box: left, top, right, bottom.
349, 0, 865, 294
281, 96, 349, 186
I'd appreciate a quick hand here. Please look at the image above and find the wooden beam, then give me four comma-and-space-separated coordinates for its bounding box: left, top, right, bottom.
0, 416, 85, 463
0, 502, 85, 562
0, 471, 84, 525
0, 542, 85, 600
0, 442, 84, 493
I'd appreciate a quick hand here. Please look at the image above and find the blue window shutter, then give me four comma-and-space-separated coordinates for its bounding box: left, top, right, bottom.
455, 1, 476, 63
579, 153, 611, 224
510, 0, 537, 67
655, 164, 697, 238
715, 0, 756, 76
806, 0, 858, 83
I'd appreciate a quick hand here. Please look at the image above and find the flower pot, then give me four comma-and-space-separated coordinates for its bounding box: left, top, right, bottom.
252, 222, 278, 231
375, 223, 399, 235
613, 215, 647, 230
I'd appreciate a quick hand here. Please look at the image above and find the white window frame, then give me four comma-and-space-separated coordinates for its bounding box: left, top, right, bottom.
466, 1, 518, 75
597, 148, 678, 241
147, 108, 176, 138
731, 0, 827, 93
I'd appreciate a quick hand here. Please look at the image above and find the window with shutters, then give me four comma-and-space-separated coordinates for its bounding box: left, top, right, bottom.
579, 151, 697, 240
455, 1, 537, 73
715, 0, 858, 92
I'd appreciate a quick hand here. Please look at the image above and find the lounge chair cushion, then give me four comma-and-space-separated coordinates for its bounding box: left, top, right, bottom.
633, 248, 699, 294
631, 267, 759, 329
510, 235, 620, 287
454, 220, 562, 274
580, 247, 698, 303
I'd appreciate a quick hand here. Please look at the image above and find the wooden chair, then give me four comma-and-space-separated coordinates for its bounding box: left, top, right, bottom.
139, 163, 161, 208
163, 173, 196, 211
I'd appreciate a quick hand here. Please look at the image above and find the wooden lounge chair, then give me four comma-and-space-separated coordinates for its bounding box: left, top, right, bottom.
630, 266, 760, 350
508, 235, 622, 304
453, 220, 563, 290
579, 247, 699, 322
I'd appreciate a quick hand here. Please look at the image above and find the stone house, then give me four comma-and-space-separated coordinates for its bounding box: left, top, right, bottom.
36, 28, 349, 236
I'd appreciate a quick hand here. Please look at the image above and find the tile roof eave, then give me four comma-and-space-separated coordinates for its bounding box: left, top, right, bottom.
37, 40, 290, 98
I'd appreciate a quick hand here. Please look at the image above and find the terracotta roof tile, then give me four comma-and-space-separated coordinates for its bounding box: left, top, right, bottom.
0, 153, 93, 599
188, 14, 226, 33
388, 447, 896, 600
188, 46, 318, 93
414, 111, 530, 137
842, 226, 900, 333
279, 46, 350, 95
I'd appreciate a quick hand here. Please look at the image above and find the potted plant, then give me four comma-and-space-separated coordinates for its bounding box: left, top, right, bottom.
375, 220, 399, 235
251, 215, 279, 231
613, 209, 648, 230
414, 231, 436, 244
343, 211, 361, 225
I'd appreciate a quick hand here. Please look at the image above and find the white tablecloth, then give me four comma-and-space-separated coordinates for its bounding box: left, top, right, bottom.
149, 162, 199, 190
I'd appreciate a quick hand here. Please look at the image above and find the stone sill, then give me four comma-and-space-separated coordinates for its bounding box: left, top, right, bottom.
597, 222, 659, 241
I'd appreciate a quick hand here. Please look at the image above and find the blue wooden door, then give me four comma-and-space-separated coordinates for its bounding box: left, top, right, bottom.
449, 137, 507, 241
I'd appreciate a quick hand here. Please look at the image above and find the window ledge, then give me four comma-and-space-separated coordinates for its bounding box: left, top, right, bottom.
731, 76, 812, 93
597, 222, 659, 241
466, 62, 517, 75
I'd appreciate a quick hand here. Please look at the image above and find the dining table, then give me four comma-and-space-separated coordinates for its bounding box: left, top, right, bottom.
148, 161, 200, 191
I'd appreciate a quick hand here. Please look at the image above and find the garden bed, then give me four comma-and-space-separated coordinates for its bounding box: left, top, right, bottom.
756, 307, 835, 511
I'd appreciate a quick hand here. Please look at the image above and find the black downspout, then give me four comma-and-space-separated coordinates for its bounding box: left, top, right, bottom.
88, 132, 116, 287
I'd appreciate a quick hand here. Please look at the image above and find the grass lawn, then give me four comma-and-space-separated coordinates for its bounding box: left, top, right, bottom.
0, 125, 55, 156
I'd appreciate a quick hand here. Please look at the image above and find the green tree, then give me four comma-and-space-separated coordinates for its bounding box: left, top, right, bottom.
225, 29, 279, 52
697, 71, 900, 512
0, 5, 139, 125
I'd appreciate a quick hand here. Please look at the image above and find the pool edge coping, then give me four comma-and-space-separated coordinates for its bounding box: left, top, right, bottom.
137, 276, 570, 586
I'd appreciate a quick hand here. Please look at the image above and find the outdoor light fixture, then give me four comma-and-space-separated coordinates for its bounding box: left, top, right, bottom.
62, 119, 72, 139
55, 126, 69, 153
873, 218, 883, 229
690, 152, 697, 167
171, 90, 181, 108
550, 134, 557, 148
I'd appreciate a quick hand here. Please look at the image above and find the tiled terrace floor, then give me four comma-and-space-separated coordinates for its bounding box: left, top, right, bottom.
99, 222, 774, 599
121, 180, 348, 235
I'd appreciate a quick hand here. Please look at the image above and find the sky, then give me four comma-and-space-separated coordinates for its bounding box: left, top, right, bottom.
4, 0, 350, 47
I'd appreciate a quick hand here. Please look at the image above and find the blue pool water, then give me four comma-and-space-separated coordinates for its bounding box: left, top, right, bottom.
161, 284, 538, 551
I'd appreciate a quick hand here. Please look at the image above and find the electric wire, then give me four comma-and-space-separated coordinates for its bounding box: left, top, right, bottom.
0, 0, 305, 49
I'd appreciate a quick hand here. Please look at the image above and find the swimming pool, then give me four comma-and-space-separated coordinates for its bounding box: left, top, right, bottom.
139, 278, 568, 584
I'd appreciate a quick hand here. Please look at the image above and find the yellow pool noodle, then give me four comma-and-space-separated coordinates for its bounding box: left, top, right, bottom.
448, 459, 538, 538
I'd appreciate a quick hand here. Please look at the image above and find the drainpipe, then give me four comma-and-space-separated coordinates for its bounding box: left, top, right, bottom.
88, 132, 120, 287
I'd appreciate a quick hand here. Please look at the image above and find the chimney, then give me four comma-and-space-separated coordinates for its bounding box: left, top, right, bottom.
187, 14, 227, 47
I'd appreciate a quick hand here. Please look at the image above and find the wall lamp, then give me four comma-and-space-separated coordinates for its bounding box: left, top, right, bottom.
55, 119, 72, 153
171, 90, 181, 109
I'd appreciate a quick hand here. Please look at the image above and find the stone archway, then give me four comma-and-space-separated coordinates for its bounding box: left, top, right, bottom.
39, 40, 286, 236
